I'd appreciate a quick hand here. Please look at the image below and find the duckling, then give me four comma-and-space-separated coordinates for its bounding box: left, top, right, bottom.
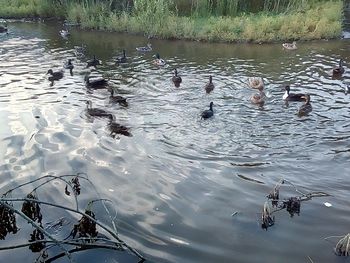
86, 55, 102, 68
282, 85, 306, 102
332, 59, 345, 77
86, 100, 109, 117
297, 94, 312, 117
153, 53, 166, 66
282, 41, 297, 50
109, 89, 128, 107
0, 24, 8, 33
201, 102, 214, 119
172, 69, 182, 87
107, 114, 132, 137
250, 87, 266, 106
60, 29, 70, 38
64, 59, 74, 76
84, 75, 108, 89
116, 50, 127, 64
248, 77, 264, 90
47, 69, 63, 82
136, 43, 152, 52
204, 76, 215, 94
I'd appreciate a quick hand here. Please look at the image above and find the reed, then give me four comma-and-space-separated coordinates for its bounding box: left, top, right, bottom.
0, 0, 344, 43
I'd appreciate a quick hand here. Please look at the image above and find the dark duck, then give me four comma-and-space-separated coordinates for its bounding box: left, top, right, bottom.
331, 59, 345, 78
172, 69, 182, 87
84, 75, 108, 89
205, 76, 214, 94
64, 59, 74, 76
86, 101, 110, 117
47, 69, 63, 85
107, 114, 132, 138
116, 50, 127, 64
297, 94, 312, 117
282, 85, 306, 102
109, 89, 128, 107
86, 55, 102, 68
201, 102, 214, 119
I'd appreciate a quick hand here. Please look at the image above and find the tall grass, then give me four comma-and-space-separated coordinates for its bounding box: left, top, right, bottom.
0, 0, 344, 42
0, 0, 64, 18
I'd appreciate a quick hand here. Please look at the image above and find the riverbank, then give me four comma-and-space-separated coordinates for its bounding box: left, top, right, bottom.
0, 0, 343, 43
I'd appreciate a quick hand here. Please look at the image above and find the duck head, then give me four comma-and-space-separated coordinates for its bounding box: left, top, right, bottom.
47, 69, 53, 75
108, 114, 115, 122
174, 69, 178, 76
209, 75, 212, 83
154, 53, 160, 59
209, 101, 214, 110
285, 85, 290, 94
339, 59, 343, 67
302, 94, 311, 104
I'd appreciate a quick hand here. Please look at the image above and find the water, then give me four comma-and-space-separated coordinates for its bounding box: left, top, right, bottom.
0, 21, 349, 263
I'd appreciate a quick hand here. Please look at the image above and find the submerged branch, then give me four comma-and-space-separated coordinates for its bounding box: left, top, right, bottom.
1, 201, 75, 263
1, 198, 145, 261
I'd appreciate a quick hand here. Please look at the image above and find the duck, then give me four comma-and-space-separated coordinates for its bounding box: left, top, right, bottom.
136, 43, 152, 52
116, 50, 127, 64
107, 114, 132, 137
282, 85, 306, 102
60, 29, 70, 38
297, 94, 312, 117
64, 59, 74, 70
86, 55, 102, 68
250, 87, 266, 106
64, 59, 74, 75
84, 75, 108, 89
0, 24, 8, 33
172, 69, 182, 87
86, 100, 109, 117
248, 77, 264, 90
201, 102, 214, 119
331, 59, 345, 77
204, 76, 215, 94
109, 89, 128, 107
282, 41, 297, 50
153, 53, 166, 66
47, 69, 63, 82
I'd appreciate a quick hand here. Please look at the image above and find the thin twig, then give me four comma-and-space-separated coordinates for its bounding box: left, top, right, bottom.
307, 255, 314, 263
1, 198, 145, 261
0, 237, 124, 251
1, 201, 76, 263
4, 173, 86, 195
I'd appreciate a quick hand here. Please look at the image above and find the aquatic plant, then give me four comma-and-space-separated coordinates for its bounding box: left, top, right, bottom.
325, 233, 350, 257
0, 173, 145, 262
334, 234, 350, 256
261, 178, 330, 230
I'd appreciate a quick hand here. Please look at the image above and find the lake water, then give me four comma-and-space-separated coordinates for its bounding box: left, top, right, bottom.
0, 21, 349, 263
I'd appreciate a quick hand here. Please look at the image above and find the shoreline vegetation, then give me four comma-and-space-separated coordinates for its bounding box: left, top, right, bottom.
0, 0, 344, 43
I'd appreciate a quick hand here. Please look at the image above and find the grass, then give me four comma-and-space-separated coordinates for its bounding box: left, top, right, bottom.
0, 0, 344, 43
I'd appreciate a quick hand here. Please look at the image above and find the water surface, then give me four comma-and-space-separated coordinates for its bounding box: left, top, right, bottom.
0, 21, 349, 263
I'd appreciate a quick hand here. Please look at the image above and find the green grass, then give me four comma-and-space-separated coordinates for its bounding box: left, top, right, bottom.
0, 0, 64, 18
0, 0, 344, 43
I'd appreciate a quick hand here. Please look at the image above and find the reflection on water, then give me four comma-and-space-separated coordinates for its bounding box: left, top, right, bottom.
0, 21, 350, 262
